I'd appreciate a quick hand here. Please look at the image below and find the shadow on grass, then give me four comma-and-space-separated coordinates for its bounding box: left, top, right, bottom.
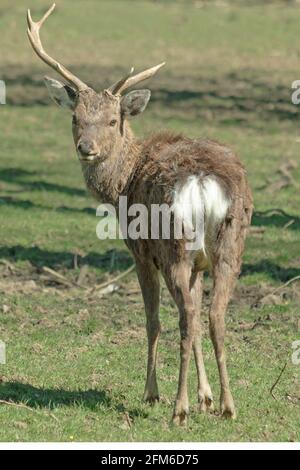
3, 66, 297, 124
0, 382, 110, 411
242, 260, 300, 282
0, 382, 148, 418
0, 168, 97, 215
0, 195, 95, 216
252, 209, 300, 231
150, 71, 297, 124
0, 245, 133, 272
0, 168, 87, 198
0, 196, 38, 210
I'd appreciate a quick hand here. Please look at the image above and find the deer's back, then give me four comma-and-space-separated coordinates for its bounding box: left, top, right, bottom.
124, 133, 253, 269
132, 133, 252, 207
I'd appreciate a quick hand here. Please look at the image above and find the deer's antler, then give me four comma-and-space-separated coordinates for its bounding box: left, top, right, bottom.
27, 3, 88, 92
109, 62, 166, 95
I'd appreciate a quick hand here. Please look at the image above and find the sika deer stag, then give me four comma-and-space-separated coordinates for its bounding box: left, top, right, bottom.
27, 4, 253, 425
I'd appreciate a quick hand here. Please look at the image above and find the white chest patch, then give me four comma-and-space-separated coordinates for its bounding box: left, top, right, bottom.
172, 175, 230, 253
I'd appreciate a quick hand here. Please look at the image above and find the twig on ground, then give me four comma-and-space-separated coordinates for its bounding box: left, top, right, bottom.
254, 275, 300, 306
89, 264, 135, 293
42, 266, 73, 287
48, 413, 60, 423
77, 264, 89, 286
283, 219, 295, 230
0, 259, 16, 273
270, 275, 300, 295
270, 362, 288, 401
0, 400, 59, 422
42, 266, 87, 290
0, 400, 36, 412
97, 284, 119, 297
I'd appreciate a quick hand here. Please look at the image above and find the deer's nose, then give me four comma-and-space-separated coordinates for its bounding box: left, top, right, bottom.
77, 141, 96, 156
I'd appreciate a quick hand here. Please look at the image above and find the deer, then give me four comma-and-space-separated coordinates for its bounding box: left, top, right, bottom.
27, 4, 253, 426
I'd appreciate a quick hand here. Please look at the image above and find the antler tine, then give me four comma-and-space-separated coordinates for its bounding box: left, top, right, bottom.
109, 62, 166, 95
27, 2, 56, 30
27, 3, 88, 92
108, 67, 135, 95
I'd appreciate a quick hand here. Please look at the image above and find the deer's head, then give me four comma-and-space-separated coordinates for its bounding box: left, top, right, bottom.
27, 4, 165, 163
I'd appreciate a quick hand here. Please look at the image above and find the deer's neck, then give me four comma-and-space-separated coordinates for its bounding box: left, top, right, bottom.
81, 123, 141, 206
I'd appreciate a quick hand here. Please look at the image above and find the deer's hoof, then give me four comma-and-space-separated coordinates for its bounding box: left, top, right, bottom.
143, 393, 160, 406
172, 409, 189, 427
199, 395, 214, 414
221, 406, 237, 420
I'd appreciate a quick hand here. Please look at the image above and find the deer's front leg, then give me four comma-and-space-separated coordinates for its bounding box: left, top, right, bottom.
136, 260, 161, 404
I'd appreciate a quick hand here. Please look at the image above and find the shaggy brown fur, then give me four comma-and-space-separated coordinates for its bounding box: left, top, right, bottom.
80, 120, 253, 425
27, 4, 253, 425
40, 85, 253, 425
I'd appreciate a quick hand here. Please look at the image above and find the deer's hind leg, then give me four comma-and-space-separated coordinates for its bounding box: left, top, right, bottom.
209, 210, 250, 419
190, 270, 214, 413
209, 265, 237, 419
136, 260, 161, 404
163, 261, 197, 426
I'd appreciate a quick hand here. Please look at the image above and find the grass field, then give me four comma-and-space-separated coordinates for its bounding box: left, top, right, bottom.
0, 0, 299, 442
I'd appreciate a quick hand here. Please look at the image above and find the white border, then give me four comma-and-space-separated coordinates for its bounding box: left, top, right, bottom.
0, 443, 299, 450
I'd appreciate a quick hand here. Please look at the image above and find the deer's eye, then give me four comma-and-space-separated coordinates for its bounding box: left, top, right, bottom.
109, 119, 117, 127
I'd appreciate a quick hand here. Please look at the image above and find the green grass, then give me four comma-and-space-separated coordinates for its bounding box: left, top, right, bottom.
0, 0, 299, 442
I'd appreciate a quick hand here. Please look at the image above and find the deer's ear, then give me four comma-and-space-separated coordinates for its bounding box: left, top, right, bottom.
121, 90, 151, 117
44, 77, 76, 110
